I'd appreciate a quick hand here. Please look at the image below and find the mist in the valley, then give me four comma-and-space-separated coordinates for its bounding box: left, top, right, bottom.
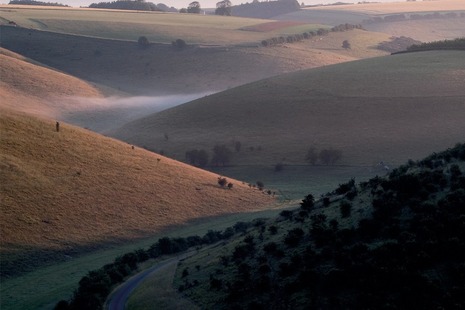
60, 92, 212, 133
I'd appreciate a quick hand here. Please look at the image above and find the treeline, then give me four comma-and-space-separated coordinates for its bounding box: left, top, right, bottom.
180, 143, 465, 308
231, 0, 300, 19
406, 37, 465, 52
261, 23, 362, 47
8, 0, 69, 6
305, 146, 342, 165
88, 0, 163, 11
363, 11, 465, 24
54, 220, 261, 310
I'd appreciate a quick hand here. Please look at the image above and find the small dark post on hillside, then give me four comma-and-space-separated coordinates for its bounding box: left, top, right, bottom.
56, 121, 60, 132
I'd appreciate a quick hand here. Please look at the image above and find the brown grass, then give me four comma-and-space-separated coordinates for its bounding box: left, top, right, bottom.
0, 108, 274, 273
0, 48, 102, 116
0, 107, 274, 244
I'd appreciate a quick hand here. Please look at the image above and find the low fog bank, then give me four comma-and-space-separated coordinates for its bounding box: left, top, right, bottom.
60, 92, 212, 133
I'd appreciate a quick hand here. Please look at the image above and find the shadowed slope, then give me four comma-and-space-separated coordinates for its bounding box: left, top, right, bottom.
112, 51, 465, 167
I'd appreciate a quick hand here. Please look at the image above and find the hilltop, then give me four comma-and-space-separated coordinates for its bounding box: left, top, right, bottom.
111, 50, 465, 168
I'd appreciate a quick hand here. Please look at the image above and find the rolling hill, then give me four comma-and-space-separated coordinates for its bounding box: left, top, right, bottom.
0, 49, 276, 279
276, 0, 465, 42
0, 25, 390, 96
111, 50, 465, 169
0, 5, 392, 96
0, 48, 103, 116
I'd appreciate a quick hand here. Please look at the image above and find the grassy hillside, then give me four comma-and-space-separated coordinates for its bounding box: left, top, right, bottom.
0, 109, 275, 278
162, 143, 465, 309
0, 5, 320, 44
0, 25, 389, 96
0, 48, 103, 116
277, 0, 465, 41
111, 50, 465, 169
0, 5, 392, 96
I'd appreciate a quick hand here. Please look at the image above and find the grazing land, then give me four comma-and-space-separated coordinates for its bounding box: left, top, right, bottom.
111, 50, 465, 168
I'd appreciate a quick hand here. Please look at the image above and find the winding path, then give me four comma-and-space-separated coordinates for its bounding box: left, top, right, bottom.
105, 254, 191, 310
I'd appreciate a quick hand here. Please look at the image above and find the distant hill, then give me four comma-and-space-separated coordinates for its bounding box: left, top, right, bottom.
111, 50, 465, 168
171, 143, 465, 308
276, 0, 465, 41
0, 25, 388, 96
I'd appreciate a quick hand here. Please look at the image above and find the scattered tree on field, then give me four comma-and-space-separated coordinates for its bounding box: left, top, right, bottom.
172, 39, 187, 49
215, 0, 231, 15
274, 162, 284, 172
319, 148, 342, 165
234, 141, 242, 152
218, 177, 228, 187
211, 144, 232, 166
185, 149, 209, 167
342, 40, 351, 49
256, 181, 264, 190
305, 146, 318, 165
138, 36, 149, 48
187, 1, 201, 13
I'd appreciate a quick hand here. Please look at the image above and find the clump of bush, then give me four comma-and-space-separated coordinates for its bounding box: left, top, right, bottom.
172, 39, 187, 49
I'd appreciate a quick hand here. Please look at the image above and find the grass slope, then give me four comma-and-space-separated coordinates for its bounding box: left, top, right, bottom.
0, 48, 102, 116
0, 109, 275, 278
111, 50, 465, 168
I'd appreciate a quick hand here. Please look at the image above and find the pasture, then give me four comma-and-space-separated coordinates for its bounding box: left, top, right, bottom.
111, 50, 465, 176
0, 5, 327, 45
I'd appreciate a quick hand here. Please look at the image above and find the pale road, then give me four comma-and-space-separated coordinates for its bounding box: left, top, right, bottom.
105, 254, 190, 310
